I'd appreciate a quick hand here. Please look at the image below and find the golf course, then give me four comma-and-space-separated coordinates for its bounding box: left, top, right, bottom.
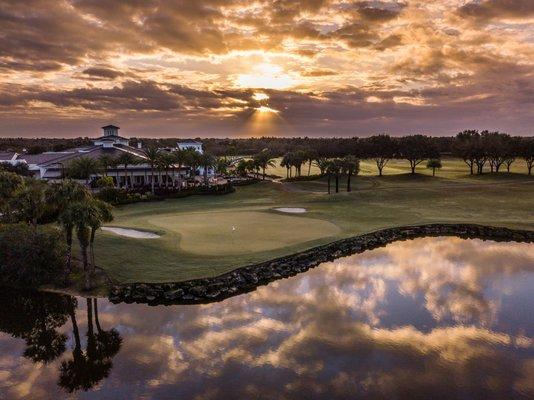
93, 158, 534, 283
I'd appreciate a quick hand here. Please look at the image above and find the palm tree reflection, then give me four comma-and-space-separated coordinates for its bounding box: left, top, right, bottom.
0, 289, 122, 394
58, 298, 122, 393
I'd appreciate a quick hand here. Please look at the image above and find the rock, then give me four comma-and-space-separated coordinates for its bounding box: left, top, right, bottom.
108, 223, 534, 306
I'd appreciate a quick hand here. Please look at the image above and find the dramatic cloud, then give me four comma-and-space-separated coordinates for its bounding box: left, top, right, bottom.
0, 0, 532, 137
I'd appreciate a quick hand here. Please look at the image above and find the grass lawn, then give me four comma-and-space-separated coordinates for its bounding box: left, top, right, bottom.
93, 159, 534, 283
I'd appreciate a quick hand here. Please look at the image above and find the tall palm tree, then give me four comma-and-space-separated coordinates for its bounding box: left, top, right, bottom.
69, 200, 102, 290
254, 150, 276, 180
172, 149, 187, 189
89, 200, 113, 273
280, 153, 293, 178
47, 180, 90, 281
199, 153, 215, 188
115, 152, 137, 189
158, 152, 175, 189
342, 156, 360, 192
184, 149, 201, 187
141, 147, 160, 194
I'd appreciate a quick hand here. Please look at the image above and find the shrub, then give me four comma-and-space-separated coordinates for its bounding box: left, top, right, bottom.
96, 187, 130, 204
0, 223, 67, 287
95, 176, 114, 188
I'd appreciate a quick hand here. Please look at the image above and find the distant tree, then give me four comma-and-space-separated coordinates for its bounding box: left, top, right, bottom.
482, 131, 510, 173
453, 130, 479, 174
215, 157, 231, 175
398, 135, 439, 174
280, 153, 292, 178
426, 159, 442, 176
253, 149, 276, 180
366, 134, 397, 176
326, 159, 343, 194
305, 149, 318, 176
26, 145, 47, 155
314, 157, 330, 176
342, 156, 360, 192
521, 138, 534, 175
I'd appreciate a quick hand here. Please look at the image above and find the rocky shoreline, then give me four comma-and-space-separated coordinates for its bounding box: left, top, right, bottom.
109, 223, 534, 306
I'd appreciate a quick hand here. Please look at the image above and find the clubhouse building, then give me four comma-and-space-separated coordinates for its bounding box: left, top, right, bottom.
2, 125, 214, 187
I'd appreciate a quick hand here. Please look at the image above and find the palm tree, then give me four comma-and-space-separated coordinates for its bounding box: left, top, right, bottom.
280, 153, 293, 178
88, 200, 113, 273
172, 149, 187, 189
326, 160, 342, 194
98, 155, 115, 177
199, 153, 216, 188
9, 179, 49, 225
70, 200, 103, 290
66, 157, 101, 185
142, 147, 160, 194
115, 152, 137, 189
47, 180, 89, 281
158, 152, 175, 189
215, 157, 231, 176
254, 150, 276, 180
342, 156, 360, 192
183, 149, 201, 187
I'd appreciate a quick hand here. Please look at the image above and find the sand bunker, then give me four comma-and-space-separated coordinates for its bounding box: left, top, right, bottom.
102, 227, 160, 239
274, 207, 307, 213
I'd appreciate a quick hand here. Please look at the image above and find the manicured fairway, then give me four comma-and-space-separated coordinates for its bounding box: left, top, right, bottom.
93, 160, 534, 283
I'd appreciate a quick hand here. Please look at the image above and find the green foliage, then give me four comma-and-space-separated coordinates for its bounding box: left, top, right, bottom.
96, 176, 114, 188
0, 224, 67, 287
0, 162, 32, 176
66, 157, 101, 181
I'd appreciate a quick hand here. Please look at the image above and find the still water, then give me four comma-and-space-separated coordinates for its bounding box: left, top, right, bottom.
1, 237, 533, 400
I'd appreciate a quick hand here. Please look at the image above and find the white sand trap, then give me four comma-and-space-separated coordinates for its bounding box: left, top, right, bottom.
101, 227, 160, 239
274, 207, 307, 213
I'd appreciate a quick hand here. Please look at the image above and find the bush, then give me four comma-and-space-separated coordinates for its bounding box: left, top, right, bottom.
0, 223, 66, 287
95, 176, 114, 188
96, 187, 130, 204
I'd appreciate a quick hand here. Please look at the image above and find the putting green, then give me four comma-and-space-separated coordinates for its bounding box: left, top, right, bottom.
148, 211, 341, 256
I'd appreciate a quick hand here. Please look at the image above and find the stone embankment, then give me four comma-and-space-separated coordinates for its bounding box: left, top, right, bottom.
109, 224, 534, 305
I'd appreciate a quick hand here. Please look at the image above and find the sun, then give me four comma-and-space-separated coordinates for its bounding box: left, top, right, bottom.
237, 62, 296, 90
255, 106, 279, 113
252, 92, 269, 101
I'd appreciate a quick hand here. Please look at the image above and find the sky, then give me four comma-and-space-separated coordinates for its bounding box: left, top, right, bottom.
0, 0, 533, 138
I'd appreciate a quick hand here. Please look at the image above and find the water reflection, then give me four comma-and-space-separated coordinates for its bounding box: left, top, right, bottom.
0, 237, 533, 399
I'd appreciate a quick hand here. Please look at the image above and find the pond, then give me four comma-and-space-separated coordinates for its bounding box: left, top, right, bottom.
1, 237, 533, 399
